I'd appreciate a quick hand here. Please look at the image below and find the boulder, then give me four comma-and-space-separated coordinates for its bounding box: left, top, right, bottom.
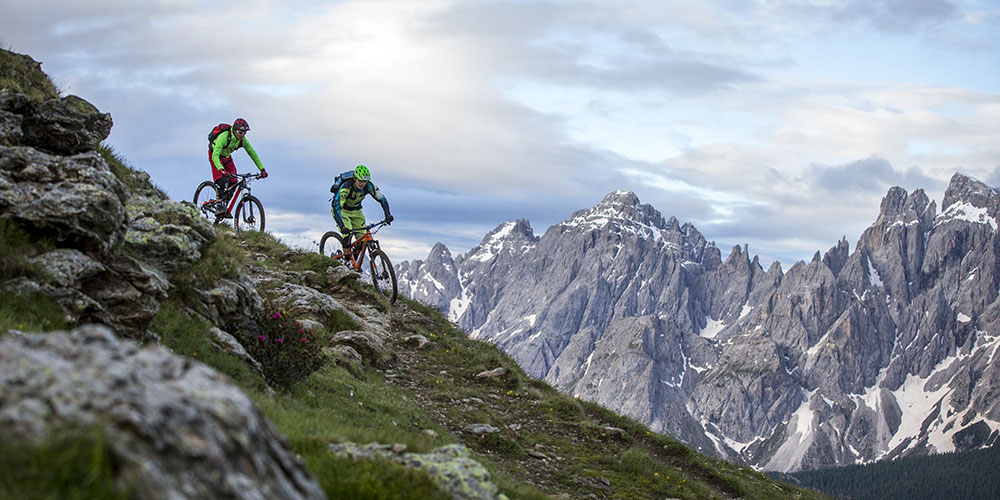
0, 146, 127, 253
21, 94, 113, 155
0, 325, 326, 500
124, 194, 215, 274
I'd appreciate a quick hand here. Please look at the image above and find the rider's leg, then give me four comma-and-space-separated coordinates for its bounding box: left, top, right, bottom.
213, 157, 238, 217
342, 210, 366, 256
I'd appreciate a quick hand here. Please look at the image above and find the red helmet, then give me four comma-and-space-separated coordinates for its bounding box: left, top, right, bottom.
233, 118, 250, 132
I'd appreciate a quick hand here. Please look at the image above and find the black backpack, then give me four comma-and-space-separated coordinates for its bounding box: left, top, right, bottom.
330, 170, 356, 193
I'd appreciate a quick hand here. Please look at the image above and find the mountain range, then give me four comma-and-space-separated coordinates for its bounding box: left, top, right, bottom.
397, 176, 1000, 472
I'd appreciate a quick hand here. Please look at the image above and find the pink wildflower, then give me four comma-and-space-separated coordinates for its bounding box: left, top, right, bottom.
271, 312, 282, 319
258, 335, 266, 341
275, 338, 284, 344
300, 338, 308, 343
298, 328, 305, 334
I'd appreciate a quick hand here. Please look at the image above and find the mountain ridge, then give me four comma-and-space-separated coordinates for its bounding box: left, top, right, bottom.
398, 174, 1000, 472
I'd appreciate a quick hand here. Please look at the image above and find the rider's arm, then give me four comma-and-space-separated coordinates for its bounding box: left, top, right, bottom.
332, 185, 350, 229
369, 183, 392, 219
241, 137, 265, 171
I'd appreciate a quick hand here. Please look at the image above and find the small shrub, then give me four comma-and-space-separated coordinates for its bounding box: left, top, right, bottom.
241, 307, 326, 388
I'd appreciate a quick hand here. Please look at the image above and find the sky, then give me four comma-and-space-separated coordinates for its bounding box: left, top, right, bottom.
2, 0, 998, 267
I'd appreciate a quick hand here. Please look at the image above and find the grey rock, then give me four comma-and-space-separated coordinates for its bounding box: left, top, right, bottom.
124, 194, 215, 274
464, 424, 500, 434
0, 146, 127, 253
21, 95, 112, 155
329, 330, 387, 365
329, 442, 508, 500
209, 326, 264, 376
0, 325, 326, 500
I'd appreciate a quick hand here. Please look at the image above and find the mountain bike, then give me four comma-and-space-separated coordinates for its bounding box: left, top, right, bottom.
319, 221, 397, 303
193, 173, 266, 233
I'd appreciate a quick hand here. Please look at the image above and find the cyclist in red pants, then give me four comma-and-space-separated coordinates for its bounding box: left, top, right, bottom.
208, 118, 268, 218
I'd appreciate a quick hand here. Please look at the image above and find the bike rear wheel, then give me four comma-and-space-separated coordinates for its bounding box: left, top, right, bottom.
233, 195, 265, 233
368, 248, 397, 303
193, 181, 220, 220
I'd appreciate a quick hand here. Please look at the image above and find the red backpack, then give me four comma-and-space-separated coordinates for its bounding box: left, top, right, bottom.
207, 123, 239, 147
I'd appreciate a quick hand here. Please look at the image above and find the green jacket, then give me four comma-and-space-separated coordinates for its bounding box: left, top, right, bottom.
332, 180, 391, 228
210, 130, 264, 172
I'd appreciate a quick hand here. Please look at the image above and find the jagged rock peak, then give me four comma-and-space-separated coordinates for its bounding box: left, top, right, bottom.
822, 237, 850, 276
600, 189, 641, 207
564, 190, 667, 230
942, 172, 999, 212
463, 219, 538, 263
873, 184, 935, 234
425, 242, 455, 264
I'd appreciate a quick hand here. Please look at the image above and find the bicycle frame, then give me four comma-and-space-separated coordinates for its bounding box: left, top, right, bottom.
335, 222, 386, 270
223, 174, 257, 210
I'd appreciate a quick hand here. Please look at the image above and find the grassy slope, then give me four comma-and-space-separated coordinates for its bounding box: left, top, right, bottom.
0, 47, 829, 500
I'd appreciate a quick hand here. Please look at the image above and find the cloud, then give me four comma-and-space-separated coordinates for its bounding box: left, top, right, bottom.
809, 157, 938, 194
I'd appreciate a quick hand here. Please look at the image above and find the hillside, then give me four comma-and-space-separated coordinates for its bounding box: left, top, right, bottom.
0, 48, 829, 500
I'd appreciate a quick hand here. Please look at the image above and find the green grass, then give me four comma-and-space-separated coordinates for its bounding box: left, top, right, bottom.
0, 289, 68, 333
152, 301, 270, 393
0, 218, 52, 279
0, 48, 60, 101
0, 429, 129, 500
170, 229, 247, 299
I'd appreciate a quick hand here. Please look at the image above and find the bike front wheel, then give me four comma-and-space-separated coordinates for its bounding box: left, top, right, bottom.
193, 181, 219, 221
319, 231, 345, 258
368, 248, 397, 303
234, 195, 265, 233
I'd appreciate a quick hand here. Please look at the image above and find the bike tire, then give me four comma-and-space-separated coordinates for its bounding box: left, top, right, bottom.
318, 231, 345, 258
234, 195, 265, 234
193, 181, 219, 221
368, 248, 397, 303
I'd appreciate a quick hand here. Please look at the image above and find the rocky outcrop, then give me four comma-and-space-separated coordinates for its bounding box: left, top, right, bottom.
0, 325, 326, 500
0, 85, 237, 339
399, 176, 1000, 472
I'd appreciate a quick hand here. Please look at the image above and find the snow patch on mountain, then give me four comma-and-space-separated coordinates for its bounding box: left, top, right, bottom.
936, 201, 998, 231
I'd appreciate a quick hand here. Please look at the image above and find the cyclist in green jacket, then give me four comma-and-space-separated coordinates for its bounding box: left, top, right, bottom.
332, 164, 393, 252
209, 118, 267, 218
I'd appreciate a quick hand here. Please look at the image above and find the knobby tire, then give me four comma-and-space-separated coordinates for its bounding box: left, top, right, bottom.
234, 195, 265, 234
318, 231, 345, 258
193, 181, 219, 221
368, 248, 397, 303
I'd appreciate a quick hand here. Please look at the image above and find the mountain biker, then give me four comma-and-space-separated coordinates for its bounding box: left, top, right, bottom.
209, 118, 267, 218
332, 164, 393, 253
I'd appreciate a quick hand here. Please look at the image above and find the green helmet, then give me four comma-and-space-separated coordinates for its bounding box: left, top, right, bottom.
354, 164, 371, 182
